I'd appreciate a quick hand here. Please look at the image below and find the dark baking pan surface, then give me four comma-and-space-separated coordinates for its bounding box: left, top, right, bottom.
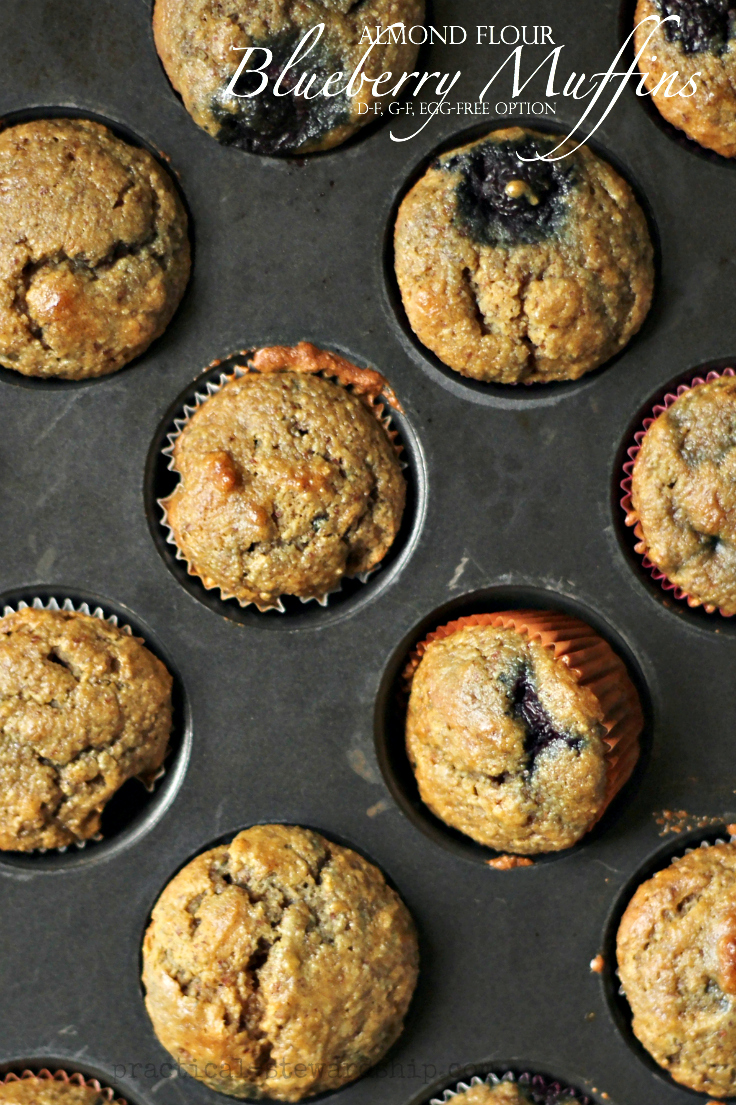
2, 2, 736, 1104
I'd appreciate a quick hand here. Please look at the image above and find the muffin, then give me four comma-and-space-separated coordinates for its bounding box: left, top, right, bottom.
628, 374, 736, 615
0, 118, 189, 380
405, 612, 642, 854
161, 342, 406, 610
438, 1082, 580, 1105
394, 127, 654, 384
0, 606, 173, 851
635, 0, 736, 157
0, 1076, 118, 1105
142, 823, 419, 1101
617, 840, 736, 1096
153, 0, 425, 155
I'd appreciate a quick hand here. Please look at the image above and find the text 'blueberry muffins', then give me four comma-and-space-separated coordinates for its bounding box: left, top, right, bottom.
394, 127, 654, 384
142, 823, 419, 1101
635, 0, 736, 156
162, 342, 406, 611
617, 840, 736, 1096
0, 119, 190, 379
404, 612, 642, 855
627, 373, 736, 615
153, 0, 425, 156
0, 606, 173, 851
0, 1073, 124, 1105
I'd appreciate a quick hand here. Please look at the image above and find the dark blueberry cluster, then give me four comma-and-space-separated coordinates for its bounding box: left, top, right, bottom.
656, 0, 736, 55
510, 668, 582, 767
442, 135, 576, 248
211, 31, 351, 156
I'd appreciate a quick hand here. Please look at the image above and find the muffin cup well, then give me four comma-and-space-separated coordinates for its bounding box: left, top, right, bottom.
0, 1069, 127, 1104
158, 343, 406, 613
403, 610, 642, 824
429, 1070, 592, 1104
0, 596, 167, 854
620, 366, 736, 617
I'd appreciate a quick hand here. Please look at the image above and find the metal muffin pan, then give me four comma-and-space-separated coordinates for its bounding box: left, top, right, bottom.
1, 1, 735, 1103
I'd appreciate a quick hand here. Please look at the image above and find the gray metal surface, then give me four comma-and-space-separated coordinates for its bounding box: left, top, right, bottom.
0, 1, 734, 1102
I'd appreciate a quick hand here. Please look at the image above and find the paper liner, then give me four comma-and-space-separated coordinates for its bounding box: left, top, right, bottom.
619, 367, 736, 617
403, 610, 643, 823
0, 1069, 127, 1104
158, 343, 405, 613
430, 1070, 591, 1105
0, 596, 167, 854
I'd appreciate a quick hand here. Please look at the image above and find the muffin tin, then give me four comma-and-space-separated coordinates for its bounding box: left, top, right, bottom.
1, 1, 736, 1103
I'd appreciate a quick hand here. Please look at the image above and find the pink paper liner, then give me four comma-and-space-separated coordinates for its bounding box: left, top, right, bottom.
0, 1070, 126, 1104
619, 367, 736, 617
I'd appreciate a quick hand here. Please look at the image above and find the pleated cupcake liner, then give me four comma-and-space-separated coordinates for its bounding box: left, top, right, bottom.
0, 1068, 127, 1104
430, 1070, 592, 1105
158, 342, 405, 613
0, 596, 167, 855
619, 366, 736, 617
404, 610, 643, 823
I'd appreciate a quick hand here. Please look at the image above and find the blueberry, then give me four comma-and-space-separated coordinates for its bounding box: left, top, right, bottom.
211, 31, 351, 156
442, 134, 576, 248
655, 0, 736, 55
511, 668, 583, 767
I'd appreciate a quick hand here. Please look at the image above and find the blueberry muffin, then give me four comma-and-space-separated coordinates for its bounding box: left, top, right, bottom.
629, 375, 736, 614
0, 119, 190, 380
617, 840, 736, 1096
441, 1082, 580, 1105
162, 343, 406, 610
142, 823, 419, 1101
394, 127, 654, 384
405, 613, 642, 854
0, 607, 173, 851
0, 1079, 115, 1105
153, 0, 425, 155
635, 0, 736, 156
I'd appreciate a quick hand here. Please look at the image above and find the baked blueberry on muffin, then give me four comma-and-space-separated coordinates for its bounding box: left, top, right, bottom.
0, 1077, 117, 1105
161, 343, 406, 611
142, 823, 419, 1101
635, 0, 736, 156
153, 0, 425, 155
0, 606, 173, 851
617, 840, 736, 1096
394, 127, 654, 384
0, 119, 190, 380
404, 612, 642, 854
628, 375, 736, 614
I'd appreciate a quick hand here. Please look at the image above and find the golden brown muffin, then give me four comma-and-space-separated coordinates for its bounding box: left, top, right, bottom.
153, 0, 425, 155
142, 824, 419, 1101
405, 615, 642, 854
0, 118, 190, 379
617, 841, 736, 1096
162, 344, 406, 610
0, 1078, 112, 1105
394, 127, 653, 384
444, 1082, 578, 1105
635, 0, 736, 157
630, 375, 736, 614
0, 607, 173, 851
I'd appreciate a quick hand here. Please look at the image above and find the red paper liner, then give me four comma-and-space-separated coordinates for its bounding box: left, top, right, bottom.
403, 610, 643, 819
0, 1070, 126, 1104
619, 367, 736, 617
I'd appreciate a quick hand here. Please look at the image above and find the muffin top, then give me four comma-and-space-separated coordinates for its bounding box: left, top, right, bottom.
0, 1078, 111, 1105
0, 607, 173, 851
162, 346, 406, 610
617, 840, 736, 1096
630, 375, 736, 614
142, 823, 419, 1102
0, 118, 189, 379
406, 621, 611, 854
443, 1083, 578, 1105
153, 0, 424, 155
394, 127, 653, 384
635, 0, 736, 156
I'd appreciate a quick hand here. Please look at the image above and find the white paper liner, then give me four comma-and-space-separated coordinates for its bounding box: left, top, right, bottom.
1, 1069, 126, 1104
158, 352, 405, 613
431, 1070, 591, 1104
0, 595, 168, 854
